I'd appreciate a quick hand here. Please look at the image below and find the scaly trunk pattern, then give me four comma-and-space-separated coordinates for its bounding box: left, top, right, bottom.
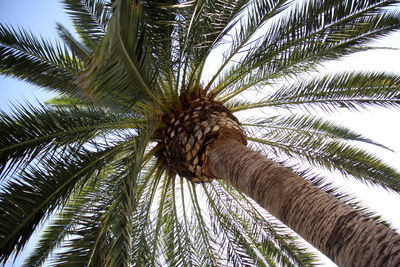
205, 137, 400, 267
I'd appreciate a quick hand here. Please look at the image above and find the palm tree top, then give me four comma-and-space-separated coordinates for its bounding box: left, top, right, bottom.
1, 0, 400, 265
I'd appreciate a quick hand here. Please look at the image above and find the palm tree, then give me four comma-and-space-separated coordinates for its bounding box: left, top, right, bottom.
1, 0, 400, 265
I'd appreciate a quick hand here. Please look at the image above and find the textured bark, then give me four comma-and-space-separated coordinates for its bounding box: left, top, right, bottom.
205, 138, 400, 267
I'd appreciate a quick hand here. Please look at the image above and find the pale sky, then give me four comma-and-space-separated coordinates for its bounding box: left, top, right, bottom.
1, 1, 400, 266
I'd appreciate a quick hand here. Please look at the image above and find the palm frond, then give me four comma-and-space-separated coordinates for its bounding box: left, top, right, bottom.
51, 193, 112, 267
212, 1, 400, 97
242, 113, 392, 150
0, 143, 123, 264
204, 185, 263, 266
147, 174, 172, 266
171, 0, 251, 88
205, 0, 291, 91
187, 183, 221, 266
50, 158, 141, 266
78, 0, 165, 109
44, 95, 89, 106
23, 178, 101, 267
61, 0, 111, 49
230, 72, 400, 112
56, 23, 91, 62
141, 1, 179, 66
0, 103, 140, 179
159, 176, 197, 266
104, 128, 154, 267
207, 181, 316, 266
131, 164, 165, 265
0, 24, 83, 94
247, 134, 400, 192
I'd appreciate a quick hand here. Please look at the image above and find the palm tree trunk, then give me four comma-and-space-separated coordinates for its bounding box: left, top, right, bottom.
205, 137, 400, 266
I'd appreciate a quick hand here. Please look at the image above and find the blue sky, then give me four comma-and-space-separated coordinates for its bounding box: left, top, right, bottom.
1, 1, 400, 266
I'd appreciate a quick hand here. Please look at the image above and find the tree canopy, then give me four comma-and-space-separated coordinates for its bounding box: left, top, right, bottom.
1, 0, 400, 266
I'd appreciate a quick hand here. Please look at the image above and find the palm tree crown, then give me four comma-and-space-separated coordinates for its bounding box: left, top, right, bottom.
1, 0, 400, 266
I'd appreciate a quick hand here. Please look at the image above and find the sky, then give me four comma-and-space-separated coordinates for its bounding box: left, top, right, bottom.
0, 1, 400, 266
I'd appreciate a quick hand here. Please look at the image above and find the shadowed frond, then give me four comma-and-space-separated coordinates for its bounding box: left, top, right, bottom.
47, 158, 159, 266
78, 0, 166, 109
104, 128, 154, 267
44, 95, 89, 106
23, 178, 103, 267
0, 103, 141, 179
0, 143, 124, 264
50, 190, 114, 267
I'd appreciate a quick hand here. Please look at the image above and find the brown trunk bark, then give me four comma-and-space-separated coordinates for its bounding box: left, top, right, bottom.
205, 137, 400, 267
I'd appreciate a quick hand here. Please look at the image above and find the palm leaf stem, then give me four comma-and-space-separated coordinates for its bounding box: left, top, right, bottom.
82, 178, 117, 266
117, 31, 166, 110
179, 177, 194, 262
177, 1, 206, 92
141, 146, 162, 167
131, 167, 164, 263
56, 23, 91, 61
170, 177, 192, 266
134, 162, 161, 204
220, 79, 265, 103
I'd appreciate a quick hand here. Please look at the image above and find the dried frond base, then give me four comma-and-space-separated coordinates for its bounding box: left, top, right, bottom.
159, 97, 247, 183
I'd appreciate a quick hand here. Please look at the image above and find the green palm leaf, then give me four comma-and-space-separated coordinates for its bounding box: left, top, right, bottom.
0, 144, 123, 263
0, 103, 140, 179
232, 72, 400, 111
56, 23, 91, 62
61, 0, 111, 49
242, 113, 392, 150
0, 24, 83, 95
248, 134, 400, 192
212, 1, 400, 97
205, 182, 316, 266
24, 179, 100, 267
78, 0, 165, 109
